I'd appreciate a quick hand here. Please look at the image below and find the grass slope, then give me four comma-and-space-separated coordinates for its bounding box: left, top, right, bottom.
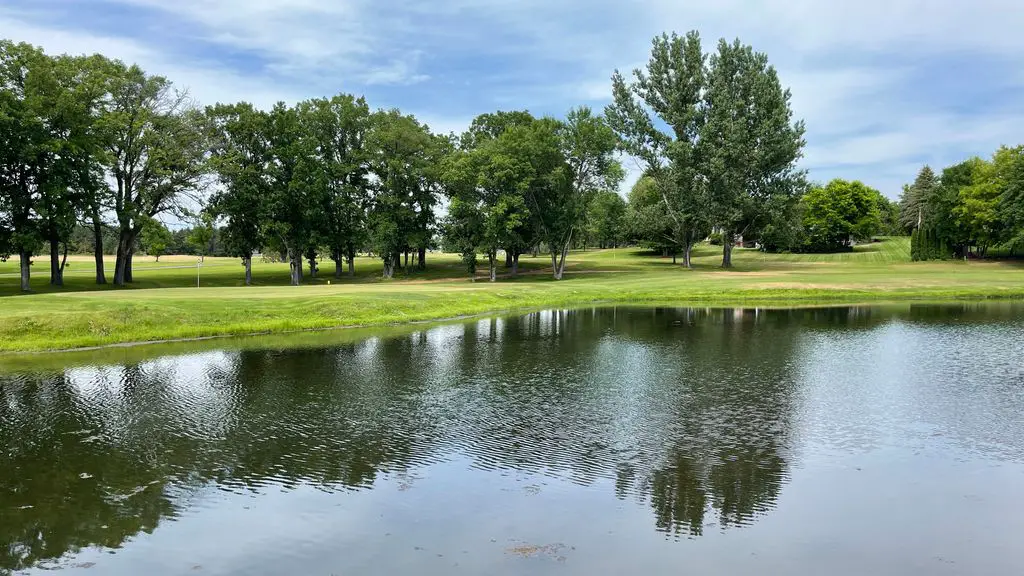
2, 238, 1022, 353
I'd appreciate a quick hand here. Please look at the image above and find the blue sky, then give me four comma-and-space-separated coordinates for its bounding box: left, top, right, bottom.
3, 0, 1024, 197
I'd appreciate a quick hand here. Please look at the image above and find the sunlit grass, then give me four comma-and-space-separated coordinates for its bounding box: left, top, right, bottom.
2, 237, 1022, 352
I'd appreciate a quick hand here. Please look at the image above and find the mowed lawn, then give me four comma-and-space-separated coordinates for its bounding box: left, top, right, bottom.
1, 237, 1023, 352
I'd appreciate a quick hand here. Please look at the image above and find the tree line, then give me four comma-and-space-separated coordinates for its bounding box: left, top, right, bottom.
6, 32, 1018, 292
0, 31, 805, 291
898, 147, 1024, 260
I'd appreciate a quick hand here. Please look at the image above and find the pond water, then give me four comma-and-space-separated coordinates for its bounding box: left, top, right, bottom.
2, 304, 1024, 575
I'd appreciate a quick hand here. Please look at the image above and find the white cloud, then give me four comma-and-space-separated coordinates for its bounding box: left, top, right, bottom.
5, 0, 1024, 197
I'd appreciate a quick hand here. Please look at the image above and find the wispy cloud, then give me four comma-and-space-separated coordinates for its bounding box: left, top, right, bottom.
4, 0, 1024, 196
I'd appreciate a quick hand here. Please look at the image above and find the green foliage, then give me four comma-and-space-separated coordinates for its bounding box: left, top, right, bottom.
625, 175, 676, 251
899, 166, 938, 231
587, 190, 627, 249
546, 106, 622, 277
206, 102, 270, 262
607, 31, 805, 267
1001, 148, 1024, 253
186, 213, 215, 259
800, 179, 882, 252
365, 110, 444, 278
139, 218, 172, 261
96, 60, 209, 285
951, 147, 1022, 257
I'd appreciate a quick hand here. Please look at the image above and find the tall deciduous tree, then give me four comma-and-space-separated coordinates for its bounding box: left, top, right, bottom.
366, 110, 440, 278
0, 41, 49, 291
541, 107, 621, 279
606, 32, 709, 268
299, 94, 372, 278
32, 53, 108, 286
445, 119, 540, 280
0, 42, 107, 290
98, 62, 207, 285
263, 102, 311, 286
702, 38, 806, 267
206, 102, 270, 285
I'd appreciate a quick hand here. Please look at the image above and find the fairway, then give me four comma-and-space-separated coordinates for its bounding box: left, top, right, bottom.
2, 238, 1023, 353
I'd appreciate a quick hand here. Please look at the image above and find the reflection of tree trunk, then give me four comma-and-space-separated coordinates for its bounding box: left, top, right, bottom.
91, 210, 106, 284
19, 251, 31, 292
418, 246, 426, 270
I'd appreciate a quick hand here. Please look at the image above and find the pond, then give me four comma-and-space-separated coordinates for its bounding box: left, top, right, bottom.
2, 304, 1023, 575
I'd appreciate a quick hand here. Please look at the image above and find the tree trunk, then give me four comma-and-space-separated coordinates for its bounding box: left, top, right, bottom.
49, 237, 63, 286
683, 241, 693, 269
532, 245, 539, 258
308, 255, 317, 278
244, 256, 252, 286
334, 257, 343, 279
383, 255, 395, 279
61, 243, 68, 280
19, 251, 31, 292
113, 229, 136, 286
418, 246, 426, 270
722, 234, 733, 268
125, 247, 134, 283
512, 253, 519, 277
557, 242, 570, 279
347, 249, 355, 277
404, 250, 409, 270
91, 211, 106, 284
505, 251, 513, 267
662, 247, 669, 258
672, 251, 677, 265
488, 251, 497, 282
288, 247, 301, 286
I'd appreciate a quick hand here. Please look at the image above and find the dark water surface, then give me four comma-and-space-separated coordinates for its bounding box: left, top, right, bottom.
2, 305, 1024, 575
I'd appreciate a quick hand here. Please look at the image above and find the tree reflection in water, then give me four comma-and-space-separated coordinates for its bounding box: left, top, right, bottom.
5, 304, 1010, 571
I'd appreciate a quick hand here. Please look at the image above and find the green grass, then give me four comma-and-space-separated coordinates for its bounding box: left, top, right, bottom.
2, 237, 1023, 353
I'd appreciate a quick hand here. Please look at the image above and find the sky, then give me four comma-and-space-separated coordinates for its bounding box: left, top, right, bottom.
2, 0, 1024, 198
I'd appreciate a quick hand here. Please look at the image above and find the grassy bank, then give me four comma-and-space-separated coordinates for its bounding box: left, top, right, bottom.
2, 238, 1023, 353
